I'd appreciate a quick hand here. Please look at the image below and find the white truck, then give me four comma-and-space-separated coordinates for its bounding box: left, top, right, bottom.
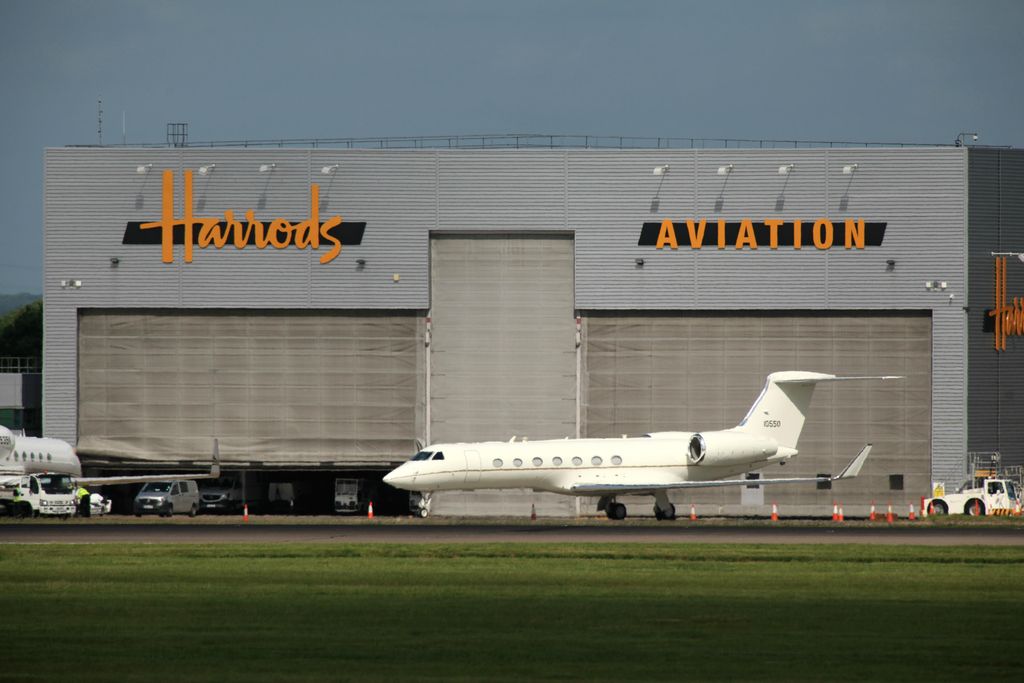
925, 478, 1021, 516
0, 473, 78, 518
334, 478, 364, 514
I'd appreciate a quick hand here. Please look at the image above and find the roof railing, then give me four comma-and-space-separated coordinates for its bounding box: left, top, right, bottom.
68, 133, 999, 151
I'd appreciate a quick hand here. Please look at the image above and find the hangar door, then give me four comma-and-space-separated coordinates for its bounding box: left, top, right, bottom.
430, 235, 576, 443
583, 313, 931, 505
77, 311, 422, 465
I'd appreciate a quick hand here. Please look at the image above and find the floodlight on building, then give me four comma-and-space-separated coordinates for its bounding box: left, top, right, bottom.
136, 164, 152, 175
259, 163, 276, 173
198, 164, 216, 176
842, 164, 858, 175
321, 164, 339, 175
778, 164, 794, 175
955, 131, 979, 147
653, 165, 670, 176
717, 164, 734, 176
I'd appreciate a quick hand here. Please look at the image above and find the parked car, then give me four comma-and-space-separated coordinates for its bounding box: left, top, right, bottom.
199, 477, 245, 514
133, 480, 199, 517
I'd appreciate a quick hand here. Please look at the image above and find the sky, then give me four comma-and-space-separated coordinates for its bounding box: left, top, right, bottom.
1, 0, 1022, 294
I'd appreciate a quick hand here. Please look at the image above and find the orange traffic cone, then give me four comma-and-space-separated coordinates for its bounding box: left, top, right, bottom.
1014, 500, 1022, 517
770, 501, 779, 522
832, 501, 839, 522
886, 502, 894, 523
908, 503, 916, 521
531, 503, 537, 521
689, 503, 698, 521
838, 503, 844, 523
869, 501, 876, 522
972, 499, 980, 516
928, 501, 935, 517
368, 501, 374, 519
243, 503, 249, 523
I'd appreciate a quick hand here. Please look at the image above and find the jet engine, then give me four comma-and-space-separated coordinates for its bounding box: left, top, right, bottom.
0, 425, 15, 459
687, 431, 778, 467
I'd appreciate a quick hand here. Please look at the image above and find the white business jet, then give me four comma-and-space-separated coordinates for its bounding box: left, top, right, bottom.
383, 371, 901, 519
0, 425, 219, 487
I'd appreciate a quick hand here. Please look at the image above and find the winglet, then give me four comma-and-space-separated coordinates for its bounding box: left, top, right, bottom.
211, 438, 221, 479
834, 444, 872, 481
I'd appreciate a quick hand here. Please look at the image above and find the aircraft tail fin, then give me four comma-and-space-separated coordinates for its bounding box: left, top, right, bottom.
735, 372, 902, 451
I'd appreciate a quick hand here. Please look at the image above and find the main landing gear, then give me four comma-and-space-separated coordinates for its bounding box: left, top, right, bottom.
653, 491, 676, 521
598, 496, 628, 520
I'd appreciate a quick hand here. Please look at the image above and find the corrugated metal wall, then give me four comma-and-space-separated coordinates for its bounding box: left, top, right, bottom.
429, 235, 576, 443
44, 147, 969, 481
583, 312, 932, 507
967, 149, 1024, 468
76, 310, 423, 464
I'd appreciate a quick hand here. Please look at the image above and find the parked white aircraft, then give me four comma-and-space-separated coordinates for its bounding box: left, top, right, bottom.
0, 425, 220, 487
383, 371, 901, 519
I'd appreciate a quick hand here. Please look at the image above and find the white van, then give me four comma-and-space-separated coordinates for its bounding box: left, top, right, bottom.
133, 480, 200, 517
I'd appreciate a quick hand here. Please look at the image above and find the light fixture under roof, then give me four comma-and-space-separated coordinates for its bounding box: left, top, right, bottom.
198, 164, 216, 176
778, 164, 795, 175
136, 164, 152, 175
321, 164, 339, 175
842, 164, 858, 175
653, 165, 670, 176
259, 163, 276, 173
717, 164, 734, 176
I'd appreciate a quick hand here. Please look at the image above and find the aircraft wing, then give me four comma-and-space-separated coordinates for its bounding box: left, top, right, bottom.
571, 444, 871, 495
76, 440, 221, 487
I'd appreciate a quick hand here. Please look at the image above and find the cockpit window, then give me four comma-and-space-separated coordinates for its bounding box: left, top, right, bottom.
431, 452, 445, 461
410, 451, 433, 461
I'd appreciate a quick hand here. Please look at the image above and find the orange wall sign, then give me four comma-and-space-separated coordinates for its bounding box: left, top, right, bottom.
638, 218, 886, 250
122, 170, 364, 265
989, 256, 1024, 351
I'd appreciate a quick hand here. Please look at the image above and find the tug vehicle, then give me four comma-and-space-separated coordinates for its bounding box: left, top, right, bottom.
925, 478, 1021, 516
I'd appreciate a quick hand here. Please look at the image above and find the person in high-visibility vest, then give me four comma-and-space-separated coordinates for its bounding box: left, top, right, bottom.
76, 485, 91, 518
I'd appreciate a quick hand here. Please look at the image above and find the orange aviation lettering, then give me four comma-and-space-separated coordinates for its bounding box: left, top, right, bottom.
656, 219, 678, 249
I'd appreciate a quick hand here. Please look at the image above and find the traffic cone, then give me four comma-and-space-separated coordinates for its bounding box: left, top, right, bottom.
689, 503, 698, 521
886, 502, 894, 523
838, 503, 844, 523
972, 499, 980, 516
368, 501, 374, 519
908, 503, 916, 521
243, 503, 249, 523
928, 501, 935, 517
770, 501, 779, 522
531, 503, 537, 521
1014, 500, 1021, 517
869, 501, 876, 522
832, 501, 839, 522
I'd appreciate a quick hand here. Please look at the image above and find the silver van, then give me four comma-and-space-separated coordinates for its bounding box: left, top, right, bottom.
133, 480, 200, 517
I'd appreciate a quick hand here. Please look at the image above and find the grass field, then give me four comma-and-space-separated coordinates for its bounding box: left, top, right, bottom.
3, 543, 1022, 682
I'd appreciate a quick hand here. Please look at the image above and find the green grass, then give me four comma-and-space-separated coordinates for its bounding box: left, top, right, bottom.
2, 544, 1022, 682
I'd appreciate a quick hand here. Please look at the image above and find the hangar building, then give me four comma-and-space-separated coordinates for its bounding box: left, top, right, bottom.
41, 137, 1024, 515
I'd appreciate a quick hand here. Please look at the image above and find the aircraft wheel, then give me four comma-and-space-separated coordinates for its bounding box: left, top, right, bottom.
418, 508, 428, 518
654, 506, 664, 521
608, 502, 627, 520
662, 503, 676, 521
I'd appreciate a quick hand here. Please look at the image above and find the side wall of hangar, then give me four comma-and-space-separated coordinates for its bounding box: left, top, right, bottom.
41, 146, 1024, 502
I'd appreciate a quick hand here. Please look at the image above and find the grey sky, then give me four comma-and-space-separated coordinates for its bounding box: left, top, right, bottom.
1, 0, 1021, 293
